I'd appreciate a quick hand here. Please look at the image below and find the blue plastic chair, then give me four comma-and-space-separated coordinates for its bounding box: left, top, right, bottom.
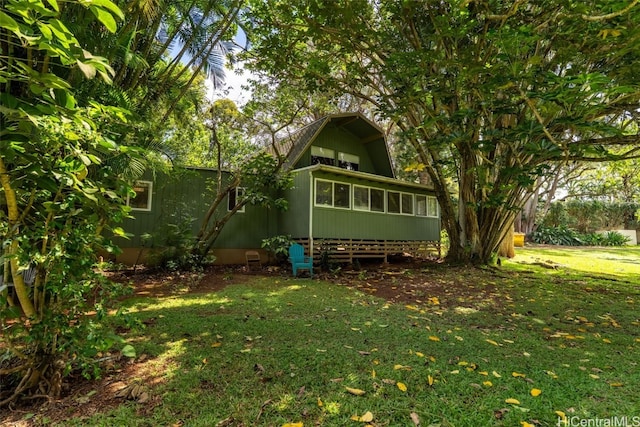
288, 243, 313, 277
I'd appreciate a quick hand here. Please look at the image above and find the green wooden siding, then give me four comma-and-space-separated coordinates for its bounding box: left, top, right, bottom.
118, 169, 274, 249
278, 171, 311, 237
278, 169, 440, 241
294, 125, 379, 174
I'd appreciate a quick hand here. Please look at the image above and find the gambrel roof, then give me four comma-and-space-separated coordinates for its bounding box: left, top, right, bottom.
274, 112, 395, 177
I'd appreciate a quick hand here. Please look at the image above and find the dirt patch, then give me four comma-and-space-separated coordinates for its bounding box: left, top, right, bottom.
2, 259, 506, 426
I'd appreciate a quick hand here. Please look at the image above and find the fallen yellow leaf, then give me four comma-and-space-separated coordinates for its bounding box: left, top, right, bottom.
397, 382, 407, 392
512, 372, 526, 378
371, 369, 376, 378
485, 339, 500, 346
415, 352, 425, 358
345, 387, 366, 396
211, 342, 222, 347
429, 336, 440, 342
427, 375, 434, 386
282, 423, 303, 427
478, 371, 488, 376
555, 410, 566, 418
483, 381, 493, 387
530, 388, 542, 397
360, 411, 374, 422
492, 371, 502, 378
394, 364, 412, 371
602, 338, 612, 343
521, 422, 535, 427
505, 398, 521, 405
317, 398, 323, 407
609, 382, 623, 387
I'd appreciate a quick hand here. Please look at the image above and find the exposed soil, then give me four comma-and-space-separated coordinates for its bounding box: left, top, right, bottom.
2, 257, 505, 426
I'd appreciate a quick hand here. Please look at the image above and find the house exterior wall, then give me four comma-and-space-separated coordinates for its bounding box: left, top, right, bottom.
278, 168, 440, 242
114, 169, 275, 264
309, 169, 439, 241
293, 125, 378, 174
278, 170, 311, 237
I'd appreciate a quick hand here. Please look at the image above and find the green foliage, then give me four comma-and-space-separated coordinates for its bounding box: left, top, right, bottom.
530, 227, 630, 246
529, 226, 584, 246
261, 235, 295, 264
143, 213, 211, 271
597, 231, 631, 246
541, 201, 640, 232
244, 0, 640, 264
0, 0, 139, 405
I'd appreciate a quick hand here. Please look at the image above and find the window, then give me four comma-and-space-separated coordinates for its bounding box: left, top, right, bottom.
338, 152, 359, 171
315, 180, 333, 206
427, 196, 439, 217
416, 195, 427, 216
228, 187, 245, 212
311, 146, 335, 166
353, 186, 385, 213
353, 185, 369, 211
401, 193, 414, 215
335, 183, 350, 208
387, 190, 414, 215
314, 179, 350, 209
128, 181, 153, 211
417, 195, 439, 217
370, 188, 385, 212
387, 191, 401, 214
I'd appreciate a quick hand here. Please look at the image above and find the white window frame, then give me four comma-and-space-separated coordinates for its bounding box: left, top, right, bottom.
353, 185, 386, 213
387, 190, 415, 216
127, 180, 153, 212
338, 152, 360, 171
416, 194, 428, 217
353, 185, 370, 211
401, 192, 414, 215
427, 196, 439, 218
370, 187, 385, 213
314, 178, 351, 210
311, 146, 335, 166
227, 187, 245, 213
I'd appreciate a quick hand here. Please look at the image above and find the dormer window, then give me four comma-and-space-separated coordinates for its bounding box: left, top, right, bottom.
311, 146, 335, 166
338, 152, 359, 171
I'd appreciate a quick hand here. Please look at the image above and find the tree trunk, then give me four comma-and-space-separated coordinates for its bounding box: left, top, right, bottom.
498, 224, 515, 258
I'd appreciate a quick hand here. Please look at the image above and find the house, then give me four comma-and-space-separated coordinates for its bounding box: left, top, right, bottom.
114, 113, 440, 265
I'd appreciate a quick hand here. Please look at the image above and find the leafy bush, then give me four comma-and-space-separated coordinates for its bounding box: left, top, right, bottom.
261, 235, 295, 264
529, 226, 584, 246
143, 213, 212, 271
541, 201, 640, 232
529, 227, 630, 247
598, 231, 630, 246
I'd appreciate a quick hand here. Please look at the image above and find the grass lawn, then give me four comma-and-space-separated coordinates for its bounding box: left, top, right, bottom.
41, 247, 640, 426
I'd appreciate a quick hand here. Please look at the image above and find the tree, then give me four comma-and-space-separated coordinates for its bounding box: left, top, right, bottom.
1, 0, 137, 404
244, 0, 640, 264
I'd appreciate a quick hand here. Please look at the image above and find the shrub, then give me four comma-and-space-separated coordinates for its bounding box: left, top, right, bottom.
529, 227, 630, 247
529, 226, 584, 246
598, 231, 630, 246
261, 235, 296, 264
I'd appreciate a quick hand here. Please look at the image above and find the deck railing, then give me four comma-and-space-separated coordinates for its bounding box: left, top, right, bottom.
294, 238, 441, 263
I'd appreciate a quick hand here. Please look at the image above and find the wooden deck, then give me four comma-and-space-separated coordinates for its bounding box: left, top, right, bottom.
294, 238, 441, 263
